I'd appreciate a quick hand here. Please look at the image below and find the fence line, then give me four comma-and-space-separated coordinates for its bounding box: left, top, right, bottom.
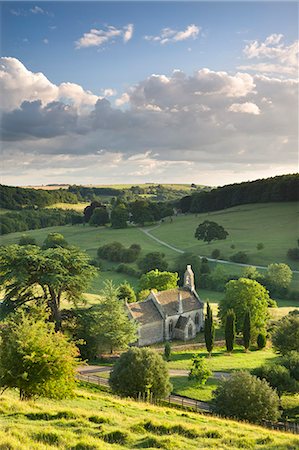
77, 373, 299, 435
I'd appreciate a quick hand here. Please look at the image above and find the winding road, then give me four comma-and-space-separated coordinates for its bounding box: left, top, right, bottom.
140, 224, 299, 274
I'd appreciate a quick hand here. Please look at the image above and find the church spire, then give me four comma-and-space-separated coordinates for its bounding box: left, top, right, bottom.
184, 265, 195, 291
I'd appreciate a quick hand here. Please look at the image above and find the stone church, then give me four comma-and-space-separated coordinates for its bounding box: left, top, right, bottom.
126, 265, 204, 346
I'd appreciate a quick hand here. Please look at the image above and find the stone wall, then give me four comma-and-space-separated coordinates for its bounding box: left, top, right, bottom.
138, 321, 164, 346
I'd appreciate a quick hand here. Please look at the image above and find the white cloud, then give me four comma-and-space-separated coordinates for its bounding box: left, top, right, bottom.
144, 24, 200, 45
30, 6, 46, 15
115, 92, 130, 106
242, 34, 298, 75
123, 24, 134, 43
0, 57, 100, 112
75, 24, 134, 49
103, 88, 117, 97
228, 102, 261, 115
43, 38, 49, 45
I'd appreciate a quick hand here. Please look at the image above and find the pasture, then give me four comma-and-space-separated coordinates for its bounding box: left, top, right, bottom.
0, 385, 297, 449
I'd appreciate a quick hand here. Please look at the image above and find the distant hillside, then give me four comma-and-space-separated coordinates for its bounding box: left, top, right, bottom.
179, 174, 299, 213
0, 184, 78, 210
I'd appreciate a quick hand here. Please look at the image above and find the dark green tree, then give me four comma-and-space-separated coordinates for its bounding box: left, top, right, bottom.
0, 244, 96, 330
257, 332, 267, 349
272, 311, 299, 354
109, 347, 172, 400
243, 310, 251, 351
253, 364, 299, 397
225, 309, 235, 353
164, 342, 171, 361
138, 252, 168, 273
89, 207, 110, 226
195, 220, 228, 244
212, 371, 280, 423
18, 235, 37, 246
204, 302, 215, 357
0, 306, 79, 400
111, 204, 129, 228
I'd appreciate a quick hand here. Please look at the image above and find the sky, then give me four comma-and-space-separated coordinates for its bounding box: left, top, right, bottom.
0, 1, 298, 186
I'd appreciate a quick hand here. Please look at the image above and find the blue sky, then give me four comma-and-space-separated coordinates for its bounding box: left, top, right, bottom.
0, 1, 298, 186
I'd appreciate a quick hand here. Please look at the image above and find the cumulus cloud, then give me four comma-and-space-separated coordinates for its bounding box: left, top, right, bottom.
30, 6, 46, 15
0, 57, 297, 185
144, 24, 200, 44
240, 34, 298, 75
0, 57, 100, 112
75, 23, 134, 49
228, 102, 261, 115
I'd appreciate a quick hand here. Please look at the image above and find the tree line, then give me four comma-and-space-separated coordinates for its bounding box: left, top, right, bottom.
179, 174, 299, 213
0, 184, 78, 210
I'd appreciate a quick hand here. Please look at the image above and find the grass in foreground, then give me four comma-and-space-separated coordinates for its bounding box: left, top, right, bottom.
0, 385, 297, 449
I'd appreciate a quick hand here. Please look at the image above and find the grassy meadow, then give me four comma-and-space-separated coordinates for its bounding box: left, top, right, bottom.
0, 384, 297, 450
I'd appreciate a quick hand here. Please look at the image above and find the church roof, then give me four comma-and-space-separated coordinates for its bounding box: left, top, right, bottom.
127, 298, 162, 325
154, 287, 203, 316
175, 315, 189, 331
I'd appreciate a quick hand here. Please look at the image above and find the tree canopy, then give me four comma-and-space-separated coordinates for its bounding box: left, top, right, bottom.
219, 278, 270, 336
109, 347, 172, 400
272, 311, 299, 354
0, 244, 96, 330
139, 270, 178, 292
138, 252, 168, 273
195, 220, 228, 244
42, 232, 69, 249
0, 307, 79, 400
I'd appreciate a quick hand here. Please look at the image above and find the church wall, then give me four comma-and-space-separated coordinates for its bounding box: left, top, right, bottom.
138, 321, 164, 346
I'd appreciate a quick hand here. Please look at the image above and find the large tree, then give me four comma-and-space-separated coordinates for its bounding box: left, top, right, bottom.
0, 244, 96, 330
111, 204, 129, 229
194, 220, 228, 244
219, 278, 270, 337
272, 311, 299, 354
84, 282, 137, 355
266, 263, 292, 291
138, 252, 168, 273
139, 269, 178, 292
109, 347, 172, 400
0, 307, 79, 400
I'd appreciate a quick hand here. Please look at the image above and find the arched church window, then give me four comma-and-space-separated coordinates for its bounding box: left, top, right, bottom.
169, 320, 173, 337
188, 324, 193, 338
195, 313, 199, 325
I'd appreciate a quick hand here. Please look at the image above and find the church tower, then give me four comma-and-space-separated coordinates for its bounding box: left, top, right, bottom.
184, 265, 195, 292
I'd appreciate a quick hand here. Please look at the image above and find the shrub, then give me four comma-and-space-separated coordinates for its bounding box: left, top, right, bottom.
98, 242, 141, 263
116, 264, 141, 278
257, 333, 267, 349
253, 364, 298, 396
164, 342, 171, 361
109, 347, 172, 400
230, 251, 249, 264
272, 310, 299, 354
117, 282, 136, 303
257, 243, 264, 250
211, 249, 221, 259
281, 351, 299, 380
212, 371, 280, 423
188, 355, 212, 385
138, 252, 168, 273
18, 235, 37, 246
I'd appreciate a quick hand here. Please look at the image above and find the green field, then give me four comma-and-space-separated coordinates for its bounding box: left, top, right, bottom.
46, 202, 90, 211
0, 385, 297, 449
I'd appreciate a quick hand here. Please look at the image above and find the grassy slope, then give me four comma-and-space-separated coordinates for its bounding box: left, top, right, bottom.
46, 202, 90, 211
0, 386, 297, 450
151, 202, 299, 269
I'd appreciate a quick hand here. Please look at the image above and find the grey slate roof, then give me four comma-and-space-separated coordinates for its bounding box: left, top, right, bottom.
175, 315, 189, 331
127, 298, 162, 325
154, 287, 203, 316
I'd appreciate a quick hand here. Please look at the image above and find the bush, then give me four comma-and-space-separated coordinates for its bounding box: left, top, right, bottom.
188, 355, 212, 385
257, 333, 267, 349
281, 351, 299, 381
230, 251, 249, 264
211, 249, 221, 259
272, 310, 299, 354
138, 252, 168, 273
109, 347, 172, 400
257, 243, 264, 250
212, 371, 280, 423
98, 242, 141, 263
117, 282, 136, 303
18, 235, 37, 246
253, 364, 298, 396
116, 264, 141, 278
